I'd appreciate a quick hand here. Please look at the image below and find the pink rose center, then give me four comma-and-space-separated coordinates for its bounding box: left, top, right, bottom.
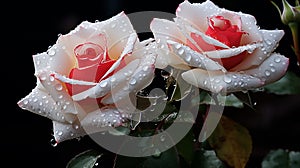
187, 15, 246, 70
66, 42, 116, 99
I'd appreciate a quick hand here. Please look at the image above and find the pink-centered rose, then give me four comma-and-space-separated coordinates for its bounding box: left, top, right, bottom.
17, 12, 156, 143
150, 0, 289, 93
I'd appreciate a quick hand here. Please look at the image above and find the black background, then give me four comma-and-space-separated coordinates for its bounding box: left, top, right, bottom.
4, 0, 300, 167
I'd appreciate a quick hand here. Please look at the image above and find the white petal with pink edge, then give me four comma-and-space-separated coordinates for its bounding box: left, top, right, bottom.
150, 18, 187, 69
233, 30, 285, 71
167, 40, 224, 71
53, 121, 86, 143
244, 53, 289, 84
181, 69, 264, 93
18, 87, 69, 123
36, 69, 86, 121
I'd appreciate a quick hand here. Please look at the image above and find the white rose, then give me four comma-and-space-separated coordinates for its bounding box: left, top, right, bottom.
18, 12, 156, 143
150, 0, 289, 93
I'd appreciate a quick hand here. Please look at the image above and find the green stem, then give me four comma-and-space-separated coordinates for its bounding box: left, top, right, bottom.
288, 22, 300, 66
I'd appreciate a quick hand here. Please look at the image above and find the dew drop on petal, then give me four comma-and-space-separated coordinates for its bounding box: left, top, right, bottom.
223, 76, 232, 84
265, 70, 271, 77
100, 81, 108, 88
274, 57, 281, 63
129, 78, 137, 85
185, 54, 191, 62
270, 68, 276, 72
55, 84, 63, 91
47, 49, 56, 56
178, 48, 184, 55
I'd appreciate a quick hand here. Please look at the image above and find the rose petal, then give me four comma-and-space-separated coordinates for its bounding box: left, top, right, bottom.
100, 33, 137, 80
53, 121, 86, 143
80, 107, 129, 135
57, 21, 101, 57
150, 18, 188, 69
233, 30, 285, 70
33, 48, 76, 77
244, 53, 289, 84
176, 0, 261, 45
99, 12, 141, 60
182, 21, 230, 49
181, 69, 264, 93
72, 59, 140, 101
101, 52, 156, 105
18, 87, 68, 123
37, 69, 86, 121
176, 0, 221, 32
167, 40, 225, 71
218, 10, 261, 45
203, 43, 260, 59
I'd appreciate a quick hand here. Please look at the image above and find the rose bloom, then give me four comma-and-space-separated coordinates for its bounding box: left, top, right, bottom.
150, 0, 289, 93
18, 12, 156, 143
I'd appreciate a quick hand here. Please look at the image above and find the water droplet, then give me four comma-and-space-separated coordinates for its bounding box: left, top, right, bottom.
58, 131, 63, 136
55, 84, 63, 91
129, 78, 137, 85
143, 66, 149, 71
47, 49, 56, 56
50, 138, 58, 147
160, 135, 165, 142
270, 68, 276, 72
178, 48, 184, 55
265, 70, 271, 77
100, 81, 108, 87
49, 76, 55, 82
223, 76, 232, 83
152, 148, 161, 157
23, 100, 28, 105
185, 54, 191, 62
274, 57, 281, 63
175, 44, 181, 49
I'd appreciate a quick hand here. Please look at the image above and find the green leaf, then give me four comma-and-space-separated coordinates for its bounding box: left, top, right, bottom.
66, 149, 102, 168
262, 149, 300, 168
264, 71, 300, 95
114, 147, 180, 168
208, 115, 252, 168
175, 129, 196, 166
191, 149, 227, 168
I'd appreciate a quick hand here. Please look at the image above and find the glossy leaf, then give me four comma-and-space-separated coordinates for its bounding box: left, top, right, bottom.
191, 149, 227, 168
264, 71, 300, 95
66, 149, 102, 168
208, 115, 252, 168
175, 129, 196, 166
114, 147, 180, 168
262, 149, 300, 168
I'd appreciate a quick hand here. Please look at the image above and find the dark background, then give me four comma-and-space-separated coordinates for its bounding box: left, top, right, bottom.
4, 0, 300, 167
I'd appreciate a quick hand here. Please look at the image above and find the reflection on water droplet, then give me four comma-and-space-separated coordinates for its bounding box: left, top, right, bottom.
265, 70, 271, 77
100, 81, 107, 88
55, 84, 63, 91
178, 48, 184, 55
223, 76, 232, 83
50, 138, 58, 147
152, 148, 161, 158
160, 135, 165, 142
47, 49, 56, 56
274, 57, 281, 63
129, 78, 137, 85
185, 54, 191, 62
